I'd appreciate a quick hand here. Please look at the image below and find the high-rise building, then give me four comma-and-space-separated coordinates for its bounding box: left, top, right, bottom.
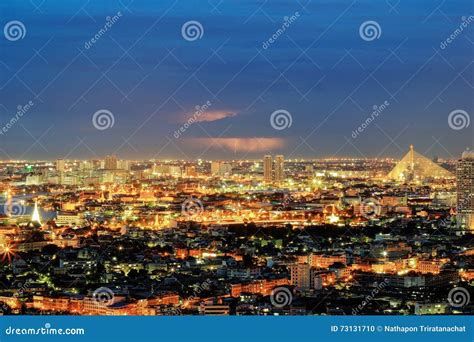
263, 155, 273, 183
289, 263, 311, 290
104, 155, 118, 170
56, 159, 65, 173
184, 166, 197, 177
211, 161, 233, 177
117, 160, 130, 171
456, 150, 474, 231
274, 155, 285, 183
211, 161, 222, 176
80, 161, 92, 170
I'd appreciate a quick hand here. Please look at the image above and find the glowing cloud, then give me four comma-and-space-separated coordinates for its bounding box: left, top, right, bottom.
186, 137, 286, 152
194, 111, 237, 122
178, 110, 237, 124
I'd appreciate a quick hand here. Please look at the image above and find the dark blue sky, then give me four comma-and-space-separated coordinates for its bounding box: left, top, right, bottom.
0, 0, 472, 160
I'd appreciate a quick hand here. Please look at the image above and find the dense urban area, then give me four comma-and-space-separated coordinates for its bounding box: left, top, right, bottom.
0, 147, 472, 315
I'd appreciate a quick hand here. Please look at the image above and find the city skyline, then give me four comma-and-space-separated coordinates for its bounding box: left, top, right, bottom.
0, 1, 472, 160
0, 145, 470, 163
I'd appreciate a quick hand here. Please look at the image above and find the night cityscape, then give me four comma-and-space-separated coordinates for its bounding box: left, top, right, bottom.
0, 148, 472, 316
0, 0, 472, 326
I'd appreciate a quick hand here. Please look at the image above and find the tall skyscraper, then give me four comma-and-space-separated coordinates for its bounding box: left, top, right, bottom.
456, 150, 474, 231
263, 155, 273, 183
274, 155, 285, 183
104, 155, 118, 170
56, 159, 65, 173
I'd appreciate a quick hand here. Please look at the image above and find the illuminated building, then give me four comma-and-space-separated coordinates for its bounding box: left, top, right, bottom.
211, 161, 232, 176
274, 155, 285, 183
184, 165, 197, 177
230, 278, 289, 297
56, 159, 65, 173
117, 160, 130, 171
153, 164, 181, 177
309, 254, 347, 269
387, 145, 453, 181
210, 161, 221, 175
263, 155, 273, 183
199, 300, 230, 316
289, 263, 311, 289
55, 212, 82, 226
104, 155, 118, 170
414, 302, 448, 315
456, 150, 474, 231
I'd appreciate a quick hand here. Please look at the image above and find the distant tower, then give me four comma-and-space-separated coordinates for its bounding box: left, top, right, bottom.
263, 155, 273, 183
31, 200, 42, 224
274, 155, 285, 184
456, 150, 474, 231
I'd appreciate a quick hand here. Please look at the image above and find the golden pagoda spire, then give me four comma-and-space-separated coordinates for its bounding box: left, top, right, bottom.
32, 200, 42, 224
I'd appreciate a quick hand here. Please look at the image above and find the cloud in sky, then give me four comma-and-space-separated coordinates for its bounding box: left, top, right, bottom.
185, 137, 286, 152
184, 110, 237, 123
